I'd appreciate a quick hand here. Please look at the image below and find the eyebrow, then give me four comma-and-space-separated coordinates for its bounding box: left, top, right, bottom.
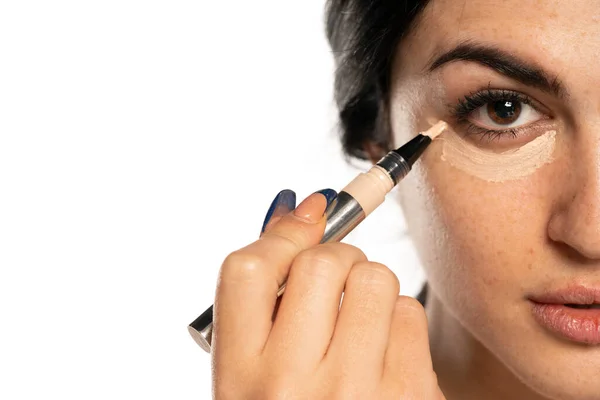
428, 42, 568, 99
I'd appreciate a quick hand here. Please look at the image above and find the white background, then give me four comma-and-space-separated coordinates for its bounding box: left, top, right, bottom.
0, 1, 424, 398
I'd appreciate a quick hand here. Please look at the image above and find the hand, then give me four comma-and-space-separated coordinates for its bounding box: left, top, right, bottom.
211, 189, 444, 399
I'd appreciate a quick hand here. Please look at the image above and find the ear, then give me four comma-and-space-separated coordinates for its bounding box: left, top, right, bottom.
362, 141, 388, 164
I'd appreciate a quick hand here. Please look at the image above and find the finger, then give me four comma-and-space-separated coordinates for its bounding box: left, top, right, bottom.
264, 243, 367, 369
383, 296, 437, 396
325, 261, 400, 381
257, 189, 337, 289
214, 190, 335, 360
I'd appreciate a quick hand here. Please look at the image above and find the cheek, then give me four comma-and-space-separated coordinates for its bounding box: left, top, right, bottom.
397, 141, 555, 308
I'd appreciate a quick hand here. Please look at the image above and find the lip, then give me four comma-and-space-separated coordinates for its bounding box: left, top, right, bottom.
529, 285, 600, 345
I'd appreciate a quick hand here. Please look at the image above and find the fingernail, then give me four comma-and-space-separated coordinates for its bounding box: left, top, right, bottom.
261, 189, 296, 233
316, 189, 337, 213
293, 188, 338, 223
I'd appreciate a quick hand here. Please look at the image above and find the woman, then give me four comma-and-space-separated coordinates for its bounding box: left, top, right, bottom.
210, 1, 600, 398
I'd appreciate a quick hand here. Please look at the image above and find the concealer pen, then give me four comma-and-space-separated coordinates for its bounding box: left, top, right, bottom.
188, 120, 449, 353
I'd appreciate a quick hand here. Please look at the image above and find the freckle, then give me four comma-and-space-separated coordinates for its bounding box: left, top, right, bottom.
528, 248, 535, 255
483, 275, 499, 286
527, 263, 533, 271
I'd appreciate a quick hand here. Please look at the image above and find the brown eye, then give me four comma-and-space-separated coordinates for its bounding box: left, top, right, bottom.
468, 92, 543, 131
487, 100, 522, 125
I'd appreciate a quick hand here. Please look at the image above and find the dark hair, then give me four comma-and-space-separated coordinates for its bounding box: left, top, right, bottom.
324, 0, 430, 159
325, 1, 431, 305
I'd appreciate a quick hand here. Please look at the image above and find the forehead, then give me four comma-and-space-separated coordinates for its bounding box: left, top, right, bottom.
396, 0, 600, 77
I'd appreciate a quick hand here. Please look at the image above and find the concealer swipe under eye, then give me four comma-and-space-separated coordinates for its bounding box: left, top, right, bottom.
440, 130, 557, 182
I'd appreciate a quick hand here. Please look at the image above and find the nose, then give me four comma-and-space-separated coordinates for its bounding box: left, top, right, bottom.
548, 135, 600, 260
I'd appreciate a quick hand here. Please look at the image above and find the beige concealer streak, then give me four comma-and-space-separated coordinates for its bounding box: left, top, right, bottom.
440, 130, 557, 182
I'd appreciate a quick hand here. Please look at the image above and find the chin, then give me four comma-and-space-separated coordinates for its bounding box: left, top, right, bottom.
513, 356, 600, 400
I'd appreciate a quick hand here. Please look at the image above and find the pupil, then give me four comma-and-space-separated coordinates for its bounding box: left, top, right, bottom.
487, 100, 521, 124
495, 101, 516, 118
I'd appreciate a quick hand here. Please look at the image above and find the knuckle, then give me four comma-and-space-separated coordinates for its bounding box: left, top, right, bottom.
292, 242, 367, 279
262, 228, 308, 254
220, 250, 265, 281
395, 295, 427, 318
350, 261, 400, 291
320, 242, 367, 260
293, 246, 342, 278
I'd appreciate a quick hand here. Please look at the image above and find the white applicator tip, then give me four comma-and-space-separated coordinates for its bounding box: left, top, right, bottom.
423, 120, 448, 140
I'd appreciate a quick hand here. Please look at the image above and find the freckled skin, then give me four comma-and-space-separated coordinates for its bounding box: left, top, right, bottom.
384, 1, 600, 399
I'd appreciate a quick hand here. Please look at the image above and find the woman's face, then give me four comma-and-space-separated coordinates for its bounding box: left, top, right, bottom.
390, 1, 600, 398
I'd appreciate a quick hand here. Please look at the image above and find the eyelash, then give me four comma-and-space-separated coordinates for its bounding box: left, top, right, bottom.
452, 88, 541, 141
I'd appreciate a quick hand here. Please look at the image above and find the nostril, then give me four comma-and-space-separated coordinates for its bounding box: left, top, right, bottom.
546, 176, 600, 261
547, 225, 600, 262
546, 240, 595, 265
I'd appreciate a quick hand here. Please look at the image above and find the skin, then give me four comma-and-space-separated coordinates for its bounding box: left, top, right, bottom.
211, 1, 600, 399
388, 1, 600, 399
213, 194, 442, 399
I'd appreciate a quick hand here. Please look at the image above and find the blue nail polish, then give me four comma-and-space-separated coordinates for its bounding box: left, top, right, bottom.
261, 189, 296, 233
315, 188, 338, 213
